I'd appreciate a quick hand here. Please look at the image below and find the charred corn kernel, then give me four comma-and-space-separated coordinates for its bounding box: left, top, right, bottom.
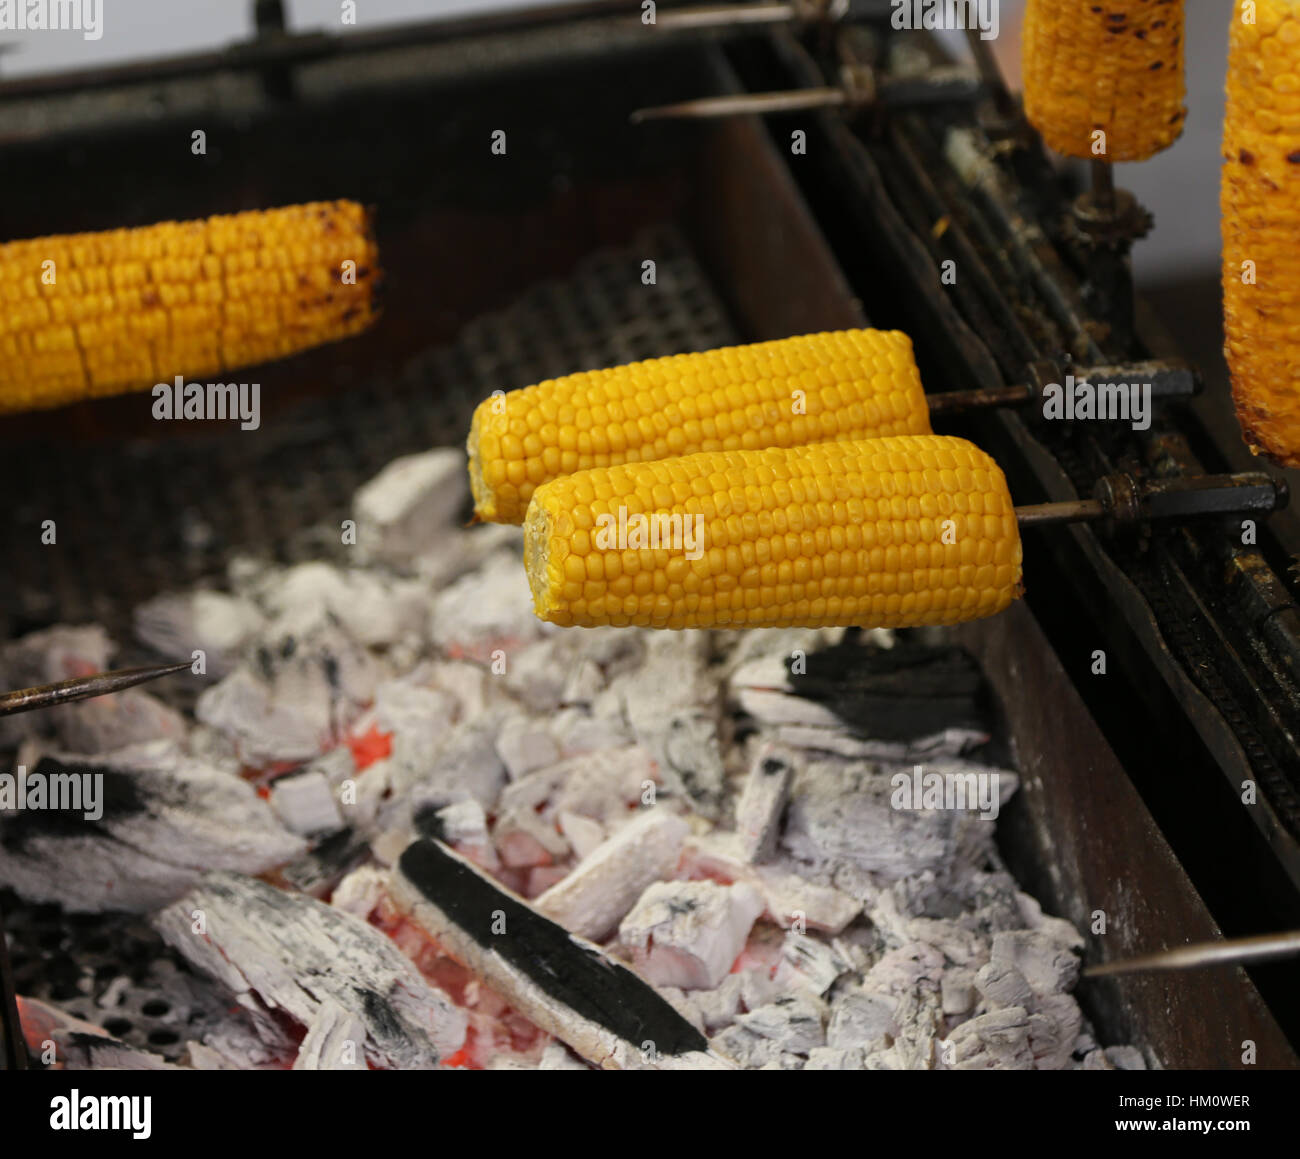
468, 329, 930, 524
524, 434, 1022, 630
1022, 0, 1187, 162
1223, 1, 1300, 465
0, 201, 380, 414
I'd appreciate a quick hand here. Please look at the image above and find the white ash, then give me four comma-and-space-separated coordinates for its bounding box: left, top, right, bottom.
535, 808, 688, 941
293, 1001, 370, 1070
619, 878, 765, 990
196, 606, 379, 765
734, 741, 796, 863
133, 590, 265, 677
495, 713, 560, 780
429, 549, 545, 662
154, 871, 466, 1068
0, 738, 305, 912
253, 562, 429, 651
269, 769, 344, 837
616, 632, 727, 818
0, 450, 1141, 1072
353, 447, 468, 569
49, 689, 188, 755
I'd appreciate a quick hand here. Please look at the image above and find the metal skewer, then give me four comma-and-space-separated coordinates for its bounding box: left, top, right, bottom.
651, 0, 869, 31
1014, 471, 1287, 530
0, 660, 192, 718
1085, 930, 1300, 978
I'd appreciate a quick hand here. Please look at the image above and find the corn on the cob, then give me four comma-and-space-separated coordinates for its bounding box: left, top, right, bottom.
1223, 1, 1300, 465
524, 434, 1022, 630
1022, 0, 1187, 162
0, 200, 380, 414
468, 329, 930, 524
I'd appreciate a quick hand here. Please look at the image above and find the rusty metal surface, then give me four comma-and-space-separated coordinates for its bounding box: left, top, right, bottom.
955, 603, 1298, 1069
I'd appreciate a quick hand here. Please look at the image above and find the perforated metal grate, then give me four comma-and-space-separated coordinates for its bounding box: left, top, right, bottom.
0, 225, 738, 647
0, 226, 739, 1065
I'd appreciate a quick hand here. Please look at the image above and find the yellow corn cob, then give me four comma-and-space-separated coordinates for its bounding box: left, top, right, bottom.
524, 434, 1022, 630
468, 329, 931, 524
1022, 0, 1187, 162
1223, 1, 1300, 465
0, 200, 380, 414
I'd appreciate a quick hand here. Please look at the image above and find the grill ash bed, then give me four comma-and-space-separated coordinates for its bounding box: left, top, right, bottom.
0, 2, 1297, 1072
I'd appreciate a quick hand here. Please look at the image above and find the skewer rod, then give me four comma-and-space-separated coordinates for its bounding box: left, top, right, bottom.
1085, 930, 1300, 977
0, 660, 192, 718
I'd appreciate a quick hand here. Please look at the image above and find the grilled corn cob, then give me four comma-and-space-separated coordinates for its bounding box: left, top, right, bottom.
1223, 0, 1300, 465
524, 434, 1022, 630
0, 200, 380, 414
468, 329, 930, 524
1022, 0, 1187, 162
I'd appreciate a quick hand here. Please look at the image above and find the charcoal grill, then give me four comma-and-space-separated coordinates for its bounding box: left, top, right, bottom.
0, 0, 1298, 1070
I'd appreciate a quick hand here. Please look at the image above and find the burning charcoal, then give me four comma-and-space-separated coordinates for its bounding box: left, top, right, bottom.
429, 550, 544, 663
781, 757, 1017, 881
619, 879, 765, 991
556, 810, 604, 860
0, 739, 305, 912
804, 1046, 867, 1070
989, 929, 1082, 996
773, 725, 990, 762
0, 625, 115, 746
256, 563, 428, 651
281, 828, 372, 898
49, 689, 188, 755
269, 769, 344, 836
154, 871, 466, 1068
736, 638, 991, 743
392, 839, 726, 1069
16, 995, 178, 1070
1, 623, 113, 687
683, 834, 861, 934
495, 714, 560, 780
133, 590, 265, 677
550, 706, 633, 755
827, 988, 896, 1050
353, 448, 469, 568
944, 1006, 1035, 1070
732, 991, 828, 1056
941, 969, 977, 1017
293, 1001, 369, 1070
373, 676, 457, 760
196, 606, 379, 765
416, 523, 523, 590
426, 659, 500, 722
331, 863, 391, 919
535, 809, 688, 940
537, 1041, 590, 1070
384, 713, 507, 828
772, 932, 854, 998
429, 798, 499, 870
494, 805, 569, 868
618, 633, 726, 818
735, 742, 796, 863
975, 959, 1034, 1009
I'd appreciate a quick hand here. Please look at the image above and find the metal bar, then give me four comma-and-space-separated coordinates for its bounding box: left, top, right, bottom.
1085, 930, 1300, 977
0, 661, 191, 718
926, 384, 1033, 413
0, 901, 26, 1070
632, 86, 849, 122
1016, 498, 1106, 527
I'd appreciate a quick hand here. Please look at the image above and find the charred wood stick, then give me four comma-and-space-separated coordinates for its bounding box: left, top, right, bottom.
392, 839, 730, 1070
